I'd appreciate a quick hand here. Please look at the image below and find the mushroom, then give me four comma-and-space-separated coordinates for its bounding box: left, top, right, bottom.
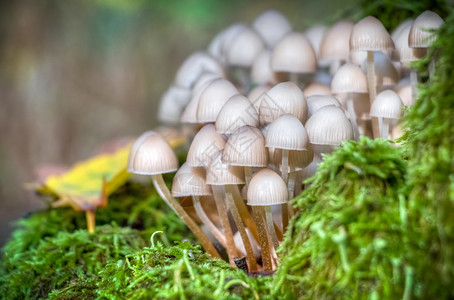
304, 25, 328, 64
128, 131, 220, 258
252, 10, 292, 48
319, 20, 354, 74
206, 152, 257, 272
271, 32, 317, 85
172, 163, 228, 251
247, 169, 288, 256
392, 21, 426, 102
225, 26, 265, 93
259, 81, 308, 126
265, 114, 309, 229
196, 78, 239, 124
305, 106, 354, 155
208, 23, 247, 64
248, 85, 271, 112
222, 125, 268, 187
303, 82, 332, 97
175, 52, 225, 89
251, 49, 278, 86
331, 63, 369, 139
369, 90, 403, 139
306, 95, 342, 118
215, 95, 259, 135
394, 78, 413, 106
409, 10, 444, 77
350, 16, 394, 138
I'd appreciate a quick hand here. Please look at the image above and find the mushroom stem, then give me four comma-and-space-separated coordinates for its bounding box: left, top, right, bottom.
225, 185, 257, 272
377, 117, 390, 139
366, 50, 380, 139
231, 185, 261, 243
192, 195, 227, 248
251, 206, 273, 271
346, 97, 360, 140
265, 206, 280, 252
211, 185, 238, 264
151, 174, 221, 258
244, 166, 252, 189
85, 210, 95, 233
410, 68, 418, 103
235, 67, 251, 94
281, 149, 289, 231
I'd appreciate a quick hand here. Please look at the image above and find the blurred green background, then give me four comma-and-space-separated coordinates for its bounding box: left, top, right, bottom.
0, 0, 377, 246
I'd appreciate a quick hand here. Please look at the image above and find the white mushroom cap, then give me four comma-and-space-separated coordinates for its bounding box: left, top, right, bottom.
186, 124, 226, 167
206, 152, 245, 185
196, 78, 239, 123
319, 21, 354, 63
251, 49, 277, 85
247, 168, 288, 206
128, 131, 178, 175
271, 32, 317, 74
208, 23, 247, 64
181, 76, 215, 124
252, 10, 292, 48
409, 10, 444, 48
248, 85, 271, 112
303, 83, 332, 97
226, 26, 265, 68
304, 25, 328, 60
370, 89, 403, 119
305, 106, 354, 146
259, 81, 308, 125
306, 95, 341, 118
265, 114, 309, 151
331, 63, 368, 94
172, 163, 212, 197
350, 16, 395, 53
392, 21, 426, 63
175, 52, 225, 89
223, 125, 268, 167
215, 95, 259, 135
391, 19, 414, 42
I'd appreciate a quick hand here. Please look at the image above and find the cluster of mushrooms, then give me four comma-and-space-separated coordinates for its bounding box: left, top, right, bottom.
127, 10, 444, 272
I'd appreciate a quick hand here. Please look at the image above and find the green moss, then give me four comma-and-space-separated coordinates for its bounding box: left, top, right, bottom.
0, 225, 146, 299
273, 138, 408, 299
53, 241, 273, 300
402, 10, 454, 298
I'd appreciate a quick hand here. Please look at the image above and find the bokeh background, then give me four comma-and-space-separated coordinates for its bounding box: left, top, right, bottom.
1, 0, 443, 245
